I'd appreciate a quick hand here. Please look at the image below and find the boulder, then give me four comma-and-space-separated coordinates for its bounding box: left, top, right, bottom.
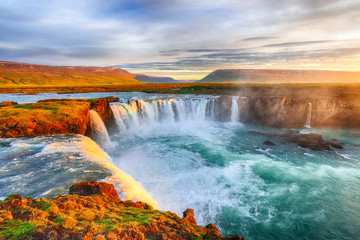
285, 133, 343, 151
263, 140, 276, 146
69, 181, 120, 201
183, 208, 197, 225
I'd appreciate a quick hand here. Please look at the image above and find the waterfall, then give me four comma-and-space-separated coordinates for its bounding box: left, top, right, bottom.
89, 110, 111, 146
231, 96, 240, 122
111, 98, 219, 131
78, 136, 158, 209
305, 102, 312, 128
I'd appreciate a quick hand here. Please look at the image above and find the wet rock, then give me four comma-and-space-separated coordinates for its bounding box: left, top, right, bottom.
88, 98, 117, 132
69, 181, 120, 201
285, 133, 343, 151
216, 96, 233, 122
250, 131, 343, 151
263, 140, 276, 146
183, 208, 197, 225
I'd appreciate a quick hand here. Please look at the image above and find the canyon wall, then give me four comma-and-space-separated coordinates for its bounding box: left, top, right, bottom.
235, 95, 360, 128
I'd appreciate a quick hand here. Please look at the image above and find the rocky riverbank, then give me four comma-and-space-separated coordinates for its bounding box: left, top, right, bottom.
0, 182, 244, 240
0, 97, 117, 138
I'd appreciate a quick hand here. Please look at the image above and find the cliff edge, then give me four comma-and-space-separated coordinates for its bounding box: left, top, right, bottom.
0, 182, 244, 240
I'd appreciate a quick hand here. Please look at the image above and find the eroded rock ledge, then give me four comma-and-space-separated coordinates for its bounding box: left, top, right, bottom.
0, 97, 118, 138
0, 182, 244, 240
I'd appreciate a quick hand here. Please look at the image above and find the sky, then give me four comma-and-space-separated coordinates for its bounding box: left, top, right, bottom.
0, 0, 360, 80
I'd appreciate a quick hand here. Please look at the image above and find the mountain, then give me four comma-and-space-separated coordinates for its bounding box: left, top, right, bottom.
0, 61, 143, 86
198, 69, 360, 83
134, 74, 179, 83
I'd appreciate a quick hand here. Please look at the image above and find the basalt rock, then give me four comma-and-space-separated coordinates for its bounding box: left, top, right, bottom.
249, 131, 343, 151
264, 140, 276, 146
0, 182, 245, 240
216, 95, 233, 121
237, 95, 360, 128
285, 133, 343, 151
238, 96, 308, 128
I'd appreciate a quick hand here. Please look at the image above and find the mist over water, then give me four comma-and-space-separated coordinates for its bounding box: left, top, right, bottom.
1, 93, 360, 239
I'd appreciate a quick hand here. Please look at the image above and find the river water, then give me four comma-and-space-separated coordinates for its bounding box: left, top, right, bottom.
0, 92, 359, 240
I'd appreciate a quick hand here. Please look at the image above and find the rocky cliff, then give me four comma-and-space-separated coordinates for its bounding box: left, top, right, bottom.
232, 95, 360, 128
0, 182, 244, 240
0, 98, 117, 138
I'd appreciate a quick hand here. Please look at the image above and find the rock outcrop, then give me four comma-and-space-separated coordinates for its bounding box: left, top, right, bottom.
237, 96, 360, 128
250, 131, 343, 151
0, 100, 91, 138
0, 182, 245, 240
0, 98, 118, 138
215, 96, 233, 122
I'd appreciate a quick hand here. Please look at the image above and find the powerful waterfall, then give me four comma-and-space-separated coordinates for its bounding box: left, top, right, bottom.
89, 110, 111, 146
111, 97, 240, 132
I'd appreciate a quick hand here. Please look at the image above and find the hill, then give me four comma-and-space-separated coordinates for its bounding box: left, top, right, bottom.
0, 61, 143, 86
134, 74, 178, 83
199, 69, 360, 83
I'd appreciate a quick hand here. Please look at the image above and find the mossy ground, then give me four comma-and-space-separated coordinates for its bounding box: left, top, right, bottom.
0, 193, 228, 240
0, 100, 91, 137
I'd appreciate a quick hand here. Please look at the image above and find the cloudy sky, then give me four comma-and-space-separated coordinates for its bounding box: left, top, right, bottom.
1, 0, 360, 80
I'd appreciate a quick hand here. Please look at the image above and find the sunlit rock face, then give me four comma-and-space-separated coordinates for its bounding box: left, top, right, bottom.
0, 100, 91, 138
215, 96, 233, 122
237, 97, 308, 128
237, 96, 360, 128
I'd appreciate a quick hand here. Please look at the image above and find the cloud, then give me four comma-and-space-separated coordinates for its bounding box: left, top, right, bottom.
118, 47, 360, 71
0, 0, 359, 75
262, 40, 336, 48
242, 36, 278, 42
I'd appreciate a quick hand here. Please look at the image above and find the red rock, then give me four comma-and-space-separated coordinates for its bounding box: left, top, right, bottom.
69, 181, 120, 201
183, 208, 197, 225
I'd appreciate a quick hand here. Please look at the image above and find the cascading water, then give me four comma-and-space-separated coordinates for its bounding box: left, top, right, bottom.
231, 96, 240, 122
0, 135, 158, 208
89, 110, 111, 146
305, 102, 312, 128
111, 98, 220, 131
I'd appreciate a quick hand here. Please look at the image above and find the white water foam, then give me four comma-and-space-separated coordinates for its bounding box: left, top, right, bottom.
89, 110, 111, 146
231, 96, 240, 122
305, 102, 312, 128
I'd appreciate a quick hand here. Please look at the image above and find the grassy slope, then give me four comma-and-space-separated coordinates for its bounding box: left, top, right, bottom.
0, 61, 143, 86
0, 100, 91, 137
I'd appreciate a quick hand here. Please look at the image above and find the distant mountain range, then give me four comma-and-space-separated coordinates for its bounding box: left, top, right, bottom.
134, 74, 178, 83
198, 69, 360, 83
0, 61, 180, 86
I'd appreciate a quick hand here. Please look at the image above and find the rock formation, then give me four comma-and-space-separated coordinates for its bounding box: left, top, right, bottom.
250, 131, 343, 151
0, 98, 119, 138
0, 182, 245, 240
